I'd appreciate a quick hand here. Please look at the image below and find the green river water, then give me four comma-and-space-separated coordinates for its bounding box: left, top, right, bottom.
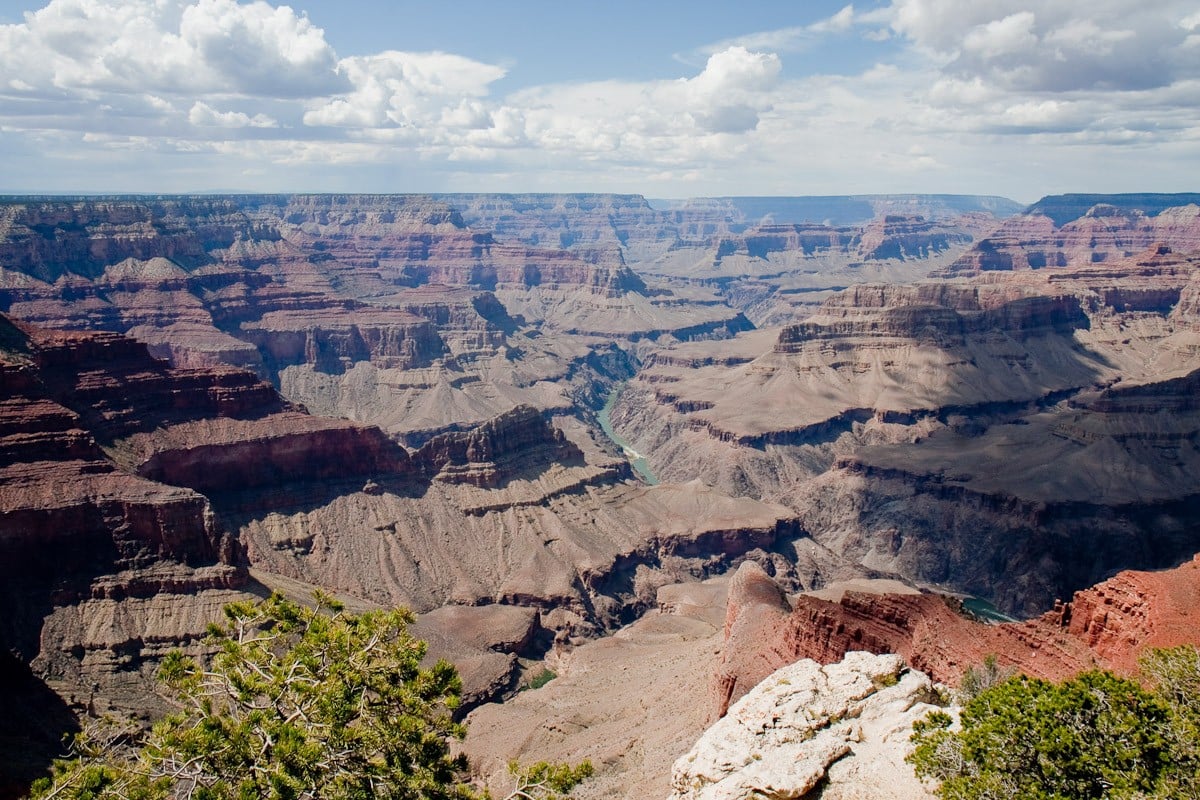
596, 384, 659, 485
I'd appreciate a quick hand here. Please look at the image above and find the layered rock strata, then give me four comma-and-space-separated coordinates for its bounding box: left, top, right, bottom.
611, 223, 1200, 613
0, 314, 255, 746
941, 199, 1200, 277
0, 195, 750, 445
713, 556, 1200, 717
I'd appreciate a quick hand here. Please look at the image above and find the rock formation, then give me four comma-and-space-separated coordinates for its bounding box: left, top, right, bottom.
0, 313, 257, 790
671, 652, 940, 800
940, 197, 1200, 277
436, 194, 1017, 327
610, 202, 1200, 613
0, 195, 752, 449
713, 556, 1200, 716
5, 190, 1200, 798
0, 305, 810, 797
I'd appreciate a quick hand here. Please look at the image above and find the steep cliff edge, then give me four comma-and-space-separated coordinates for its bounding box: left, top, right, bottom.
713, 556, 1200, 716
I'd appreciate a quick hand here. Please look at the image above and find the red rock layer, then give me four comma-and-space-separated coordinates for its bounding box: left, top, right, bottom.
14, 320, 415, 492
715, 555, 1200, 715
0, 315, 244, 662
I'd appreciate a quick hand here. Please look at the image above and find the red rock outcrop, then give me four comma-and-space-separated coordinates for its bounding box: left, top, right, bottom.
15, 321, 416, 494
714, 555, 1200, 714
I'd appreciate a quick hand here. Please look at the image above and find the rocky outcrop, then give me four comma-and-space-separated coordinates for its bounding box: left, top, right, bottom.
414, 405, 583, 488
712, 563, 793, 717
410, 604, 543, 713
712, 555, 1200, 716
672, 652, 940, 800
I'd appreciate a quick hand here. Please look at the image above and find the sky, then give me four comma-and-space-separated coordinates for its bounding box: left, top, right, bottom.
0, 0, 1197, 201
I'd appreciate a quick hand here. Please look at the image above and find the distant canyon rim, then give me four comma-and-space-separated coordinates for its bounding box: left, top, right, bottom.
1, 191, 1199, 798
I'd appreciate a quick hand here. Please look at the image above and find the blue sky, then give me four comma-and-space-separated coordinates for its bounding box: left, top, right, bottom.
0, 0, 1197, 201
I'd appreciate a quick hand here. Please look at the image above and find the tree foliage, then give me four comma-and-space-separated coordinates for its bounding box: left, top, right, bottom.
27, 593, 496, 800
909, 646, 1200, 800
1139, 645, 1200, 800
500, 761, 593, 800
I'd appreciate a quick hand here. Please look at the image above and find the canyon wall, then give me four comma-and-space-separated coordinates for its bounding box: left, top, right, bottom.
610, 199, 1200, 614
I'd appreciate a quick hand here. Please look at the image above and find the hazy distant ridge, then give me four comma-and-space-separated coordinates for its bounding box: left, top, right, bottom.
1027, 193, 1200, 226
648, 194, 1025, 226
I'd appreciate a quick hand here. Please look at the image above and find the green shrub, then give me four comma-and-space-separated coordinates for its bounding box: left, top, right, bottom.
525, 668, 556, 691
909, 670, 1171, 799
29, 593, 591, 800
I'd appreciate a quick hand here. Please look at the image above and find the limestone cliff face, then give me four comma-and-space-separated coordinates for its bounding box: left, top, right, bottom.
672, 652, 941, 800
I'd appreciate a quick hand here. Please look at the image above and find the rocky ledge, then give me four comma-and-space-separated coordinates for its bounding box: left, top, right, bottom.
671, 652, 940, 800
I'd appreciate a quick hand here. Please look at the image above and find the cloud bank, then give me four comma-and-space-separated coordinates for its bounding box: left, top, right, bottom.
0, 0, 1197, 197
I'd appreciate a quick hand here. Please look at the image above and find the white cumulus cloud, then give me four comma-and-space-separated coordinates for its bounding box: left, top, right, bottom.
189, 101, 277, 128
0, 0, 343, 98
302, 51, 505, 128
0, 0, 1196, 199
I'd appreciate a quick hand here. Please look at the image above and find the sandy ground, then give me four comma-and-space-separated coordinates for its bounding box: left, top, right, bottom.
462, 574, 934, 798
462, 578, 730, 799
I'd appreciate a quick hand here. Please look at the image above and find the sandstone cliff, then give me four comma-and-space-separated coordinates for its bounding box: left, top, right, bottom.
713, 556, 1200, 717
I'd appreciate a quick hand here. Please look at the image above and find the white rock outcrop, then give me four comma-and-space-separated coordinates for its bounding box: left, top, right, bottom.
669, 651, 943, 800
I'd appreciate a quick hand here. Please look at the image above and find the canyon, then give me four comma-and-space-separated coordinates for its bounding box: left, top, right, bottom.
2, 191, 1199, 798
